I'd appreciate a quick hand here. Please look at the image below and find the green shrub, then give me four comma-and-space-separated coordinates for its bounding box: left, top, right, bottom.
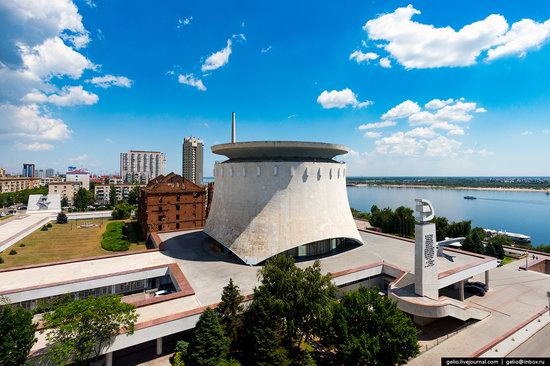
0, 257, 4, 264
19, 243, 26, 247
40, 225, 48, 231
9, 249, 17, 255
101, 222, 130, 251
57, 212, 68, 224
47, 223, 53, 228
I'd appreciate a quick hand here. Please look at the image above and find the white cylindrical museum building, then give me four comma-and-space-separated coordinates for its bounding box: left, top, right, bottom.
204, 141, 363, 265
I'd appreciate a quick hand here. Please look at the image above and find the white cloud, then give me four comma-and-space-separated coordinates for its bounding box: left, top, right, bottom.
0, 103, 72, 141
520, 130, 532, 136
287, 114, 298, 119
61, 31, 90, 49
317, 88, 372, 109
15, 142, 54, 151
21, 37, 96, 79
178, 17, 193, 28
358, 121, 397, 130
375, 131, 423, 156
362, 4, 550, 69
475, 107, 487, 113
201, 40, 232, 72
86, 74, 133, 88
23, 86, 98, 106
178, 73, 206, 91
381, 100, 420, 120
464, 148, 493, 156
542, 129, 550, 134
408, 101, 480, 127
486, 18, 550, 61
349, 50, 379, 63
260, 45, 273, 53
425, 98, 454, 110
379, 57, 391, 68
405, 127, 438, 139
364, 131, 382, 139
232, 33, 246, 42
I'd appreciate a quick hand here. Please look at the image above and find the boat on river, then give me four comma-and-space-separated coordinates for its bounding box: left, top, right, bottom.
464, 196, 476, 200
484, 229, 531, 244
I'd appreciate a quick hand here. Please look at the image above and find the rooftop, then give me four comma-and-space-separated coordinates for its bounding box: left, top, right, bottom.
211, 141, 349, 161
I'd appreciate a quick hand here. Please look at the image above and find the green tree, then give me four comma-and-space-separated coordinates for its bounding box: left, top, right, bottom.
128, 186, 140, 205
395, 206, 415, 237
42, 295, 137, 366
57, 212, 68, 224
61, 196, 69, 207
216, 278, 244, 350
446, 220, 472, 239
74, 187, 94, 211
485, 242, 498, 257
489, 235, 511, 259
186, 307, 230, 366
329, 287, 419, 366
433, 216, 449, 241
0, 299, 37, 366
111, 202, 133, 220
109, 184, 117, 206
242, 293, 291, 366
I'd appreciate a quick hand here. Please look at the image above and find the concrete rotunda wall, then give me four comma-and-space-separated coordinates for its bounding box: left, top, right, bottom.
204, 160, 363, 264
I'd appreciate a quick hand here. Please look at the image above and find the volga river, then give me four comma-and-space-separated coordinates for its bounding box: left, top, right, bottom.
347, 186, 550, 246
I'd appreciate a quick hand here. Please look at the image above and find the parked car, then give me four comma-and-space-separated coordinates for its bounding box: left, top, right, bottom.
468, 281, 489, 292
465, 283, 486, 296
497, 259, 504, 267
17, 205, 27, 210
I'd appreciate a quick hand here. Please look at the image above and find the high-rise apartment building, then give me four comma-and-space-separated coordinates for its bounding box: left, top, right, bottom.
182, 137, 203, 185
45, 168, 55, 177
120, 150, 166, 184
22, 163, 35, 177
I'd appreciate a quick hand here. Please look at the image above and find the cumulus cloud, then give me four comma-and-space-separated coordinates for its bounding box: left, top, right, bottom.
178, 17, 193, 28
20, 36, 96, 80
425, 98, 453, 110
362, 4, 550, 69
364, 131, 382, 139
86, 74, 133, 88
381, 100, 420, 120
0, 103, 72, 141
464, 148, 493, 156
15, 142, 54, 151
178, 73, 206, 91
358, 121, 397, 130
375, 132, 461, 157
317, 88, 372, 109
22, 86, 98, 106
379, 57, 392, 68
349, 50, 379, 63
201, 40, 232, 72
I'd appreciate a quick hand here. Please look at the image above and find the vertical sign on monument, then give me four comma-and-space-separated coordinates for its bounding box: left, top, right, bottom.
414, 199, 438, 300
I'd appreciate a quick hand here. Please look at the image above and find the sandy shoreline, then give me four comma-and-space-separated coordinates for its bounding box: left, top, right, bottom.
349, 183, 549, 193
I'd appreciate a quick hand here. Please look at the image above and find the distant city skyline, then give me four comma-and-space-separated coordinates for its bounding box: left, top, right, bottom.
2, 1, 550, 176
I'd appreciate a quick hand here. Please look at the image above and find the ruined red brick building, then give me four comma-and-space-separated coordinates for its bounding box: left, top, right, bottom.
138, 173, 207, 235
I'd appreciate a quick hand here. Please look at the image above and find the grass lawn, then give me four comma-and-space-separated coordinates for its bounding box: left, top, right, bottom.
0, 214, 13, 221
0, 218, 147, 269
502, 256, 516, 265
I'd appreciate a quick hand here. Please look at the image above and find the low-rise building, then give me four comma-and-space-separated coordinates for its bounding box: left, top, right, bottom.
94, 184, 144, 205
138, 173, 207, 235
48, 182, 82, 204
0, 177, 41, 193
66, 169, 90, 190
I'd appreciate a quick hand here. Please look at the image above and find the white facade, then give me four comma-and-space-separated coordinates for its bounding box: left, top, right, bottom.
120, 150, 166, 184
182, 137, 203, 185
66, 170, 90, 190
204, 141, 363, 264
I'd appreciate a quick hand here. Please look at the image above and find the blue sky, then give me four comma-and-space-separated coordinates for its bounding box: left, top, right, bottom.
1, 0, 550, 176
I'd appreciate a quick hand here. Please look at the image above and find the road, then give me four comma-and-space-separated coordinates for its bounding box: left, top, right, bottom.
508, 322, 550, 357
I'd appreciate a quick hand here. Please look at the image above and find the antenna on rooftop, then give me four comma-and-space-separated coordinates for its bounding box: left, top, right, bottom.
231, 112, 236, 143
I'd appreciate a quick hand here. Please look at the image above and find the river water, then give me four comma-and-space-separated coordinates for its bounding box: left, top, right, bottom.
347, 186, 550, 246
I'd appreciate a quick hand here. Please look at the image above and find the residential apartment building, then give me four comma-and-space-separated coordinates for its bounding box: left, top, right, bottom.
66, 169, 90, 190
120, 150, 166, 184
45, 168, 55, 177
0, 177, 41, 193
48, 182, 82, 204
0, 168, 5, 177
94, 184, 144, 205
182, 137, 203, 185
22, 163, 35, 177
138, 173, 206, 235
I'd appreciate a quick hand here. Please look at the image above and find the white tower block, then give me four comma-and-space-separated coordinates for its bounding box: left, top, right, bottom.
414, 199, 438, 300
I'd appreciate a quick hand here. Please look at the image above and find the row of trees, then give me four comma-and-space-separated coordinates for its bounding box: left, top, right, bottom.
174, 256, 419, 366
352, 206, 510, 259
0, 295, 137, 366
0, 186, 48, 207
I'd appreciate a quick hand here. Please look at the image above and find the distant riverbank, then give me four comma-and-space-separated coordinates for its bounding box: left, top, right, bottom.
349, 183, 549, 194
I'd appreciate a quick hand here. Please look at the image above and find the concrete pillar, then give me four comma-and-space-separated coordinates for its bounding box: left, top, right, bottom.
156, 337, 163, 355
414, 199, 438, 300
485, 270, 490, 291
459, 280, 465, 301
105, 352, 113, 366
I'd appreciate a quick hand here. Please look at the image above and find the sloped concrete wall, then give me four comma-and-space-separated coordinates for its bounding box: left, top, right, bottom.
204, 161, 363, 264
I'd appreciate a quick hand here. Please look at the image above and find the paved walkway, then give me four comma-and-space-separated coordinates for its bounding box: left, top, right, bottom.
509, 322, 550, 357
0, 213, 54, 252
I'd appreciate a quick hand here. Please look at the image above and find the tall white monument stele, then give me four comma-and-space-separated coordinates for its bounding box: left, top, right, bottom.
414, 199, 439, 300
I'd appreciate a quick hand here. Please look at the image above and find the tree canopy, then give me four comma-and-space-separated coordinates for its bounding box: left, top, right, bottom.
74, 187, 94, 211
0, 299, 37, 366
186, 307, 230, 366
42, 295, 137, 366
216, 278, 244, 350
